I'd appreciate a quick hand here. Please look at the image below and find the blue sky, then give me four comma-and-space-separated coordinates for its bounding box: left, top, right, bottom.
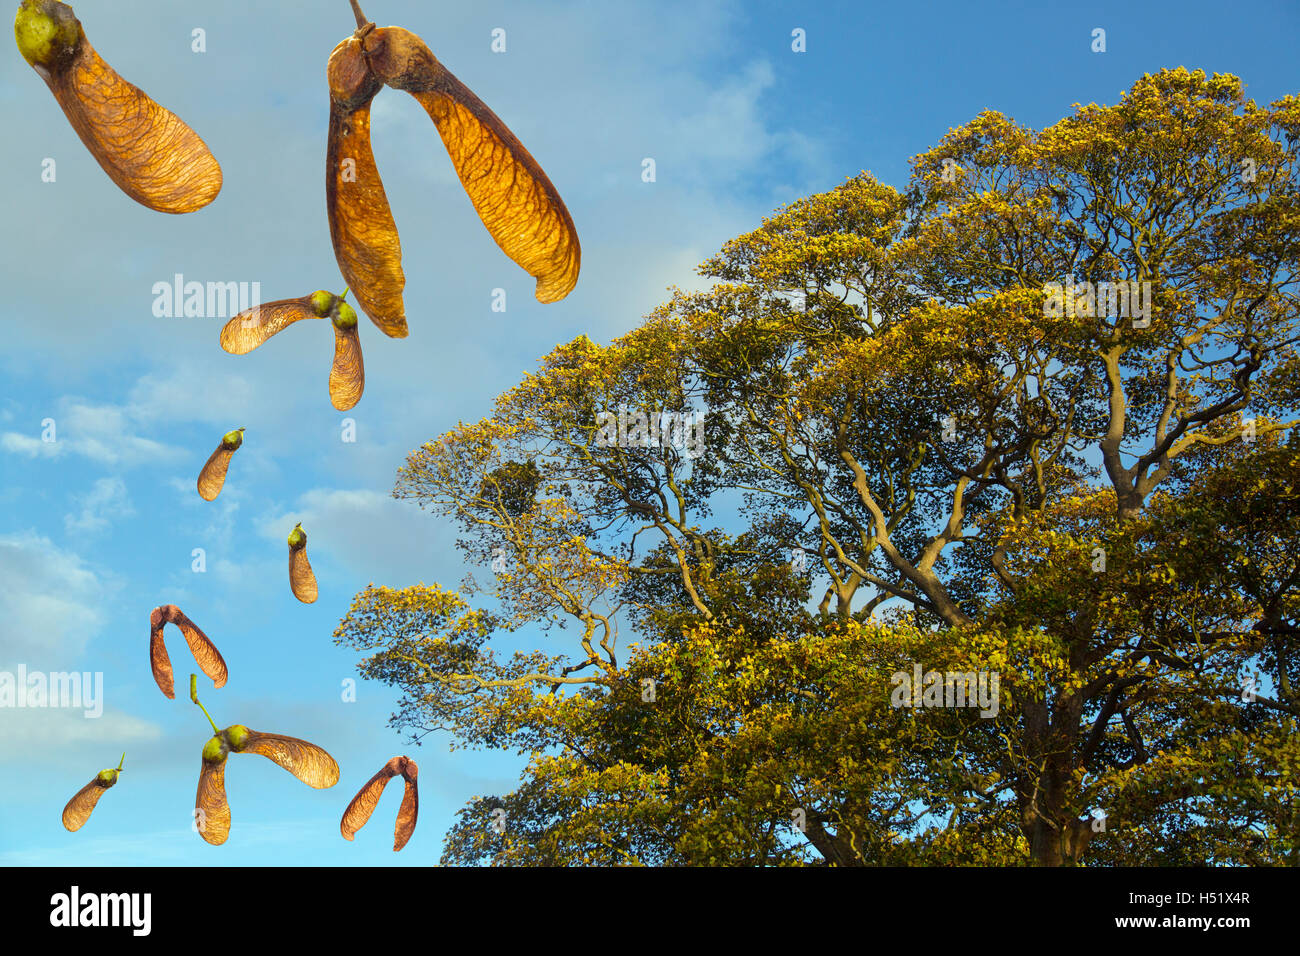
1, 0, 1296, 866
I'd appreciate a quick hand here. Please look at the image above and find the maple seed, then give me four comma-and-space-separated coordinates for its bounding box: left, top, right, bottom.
288, 523, 318, 603
332, 301, 358, 331
222, 289, 366, 410
150, 604, 228, 699
226, 724, 251, 752
15, 0, 222, 213
340, 754, 420, 851
310, 289, 336, 316
13, 0, 76, 67
197, 427, 244, 501
62, 752, 124, 831
325, 4, 579, 328
202, 735, 227, 765
191, 677, 340, 847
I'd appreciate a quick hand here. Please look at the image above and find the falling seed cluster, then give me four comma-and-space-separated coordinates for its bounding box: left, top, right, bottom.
35, 0, 580, 852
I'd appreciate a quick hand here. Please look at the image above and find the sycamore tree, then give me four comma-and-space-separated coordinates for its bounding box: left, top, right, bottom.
335, 69, 1300, 866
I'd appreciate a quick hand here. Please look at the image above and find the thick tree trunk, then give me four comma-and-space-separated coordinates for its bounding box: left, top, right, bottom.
1028, 814, 1093, 866
1021, 698, 1091, 866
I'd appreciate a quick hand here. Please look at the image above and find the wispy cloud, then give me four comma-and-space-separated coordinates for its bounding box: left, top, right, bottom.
65, 477, 135, 535
1, 399, 186, 468
0, 531, 107, 667
0, 707, 161, 763
0, 819, 329, 867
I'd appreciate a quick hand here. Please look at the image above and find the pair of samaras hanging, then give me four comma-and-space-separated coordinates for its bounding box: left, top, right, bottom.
222, 2, 581, 410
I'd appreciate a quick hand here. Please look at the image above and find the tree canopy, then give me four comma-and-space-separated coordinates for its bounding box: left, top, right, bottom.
335, 69, 1300, 866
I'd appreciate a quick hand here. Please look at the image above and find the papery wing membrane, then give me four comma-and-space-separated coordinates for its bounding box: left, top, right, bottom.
171, 608, 228, 689
149, 615, 175, 699
329, 324, 365, 411
196, 444, 233, 501
340, 758, 401, 841
61, 777, 107, 832
242, 731, 340, 789
49, 38, 222, 213
408, 76, 580, 303
290, 548, 319, 604
195, 759, 232, 846
327, 93, 407, 337
219, 299, 319, 355
394, 772, 418, 851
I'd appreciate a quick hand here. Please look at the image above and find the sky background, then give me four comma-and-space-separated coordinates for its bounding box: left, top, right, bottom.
1, 0, 1296, 866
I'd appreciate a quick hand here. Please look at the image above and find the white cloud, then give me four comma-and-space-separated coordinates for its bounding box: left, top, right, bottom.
1, 399, 185, 468
127, 362, 267, 428
61, 401, 187, 467
0, 430, 59, 458
0, 532, 106, 667
0, 707, 160, 762
65, 477, 135, 535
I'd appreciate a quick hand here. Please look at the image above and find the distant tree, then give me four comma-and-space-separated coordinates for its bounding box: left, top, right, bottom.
335, 69, 1300, 866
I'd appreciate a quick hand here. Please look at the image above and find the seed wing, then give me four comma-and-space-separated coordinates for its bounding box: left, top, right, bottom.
289, 547, 318, 604
195, 759, 231, 846
196, 444, 234, 501
219, 298, 319, 355
329, 324, 365, 411
408, 76, 580, 303
326, 70, 406, 338
150, 614, 175, 699
50, 38, 221, 213
171, 608, 228, 690
340, 758, 402, 841
61, 777, 107, 832
394, 770, 418, 852
241, 731, 340, 789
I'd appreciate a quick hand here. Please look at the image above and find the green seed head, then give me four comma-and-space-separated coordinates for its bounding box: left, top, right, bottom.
221, 427, 245, 450
202, 735, 227, 765
288, 523, 307, 549
96, 768, 118, 787
332, 301, 358, 331
14, 0, 82, 71
309, 290, 335, 317
225, 724, 251, 752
